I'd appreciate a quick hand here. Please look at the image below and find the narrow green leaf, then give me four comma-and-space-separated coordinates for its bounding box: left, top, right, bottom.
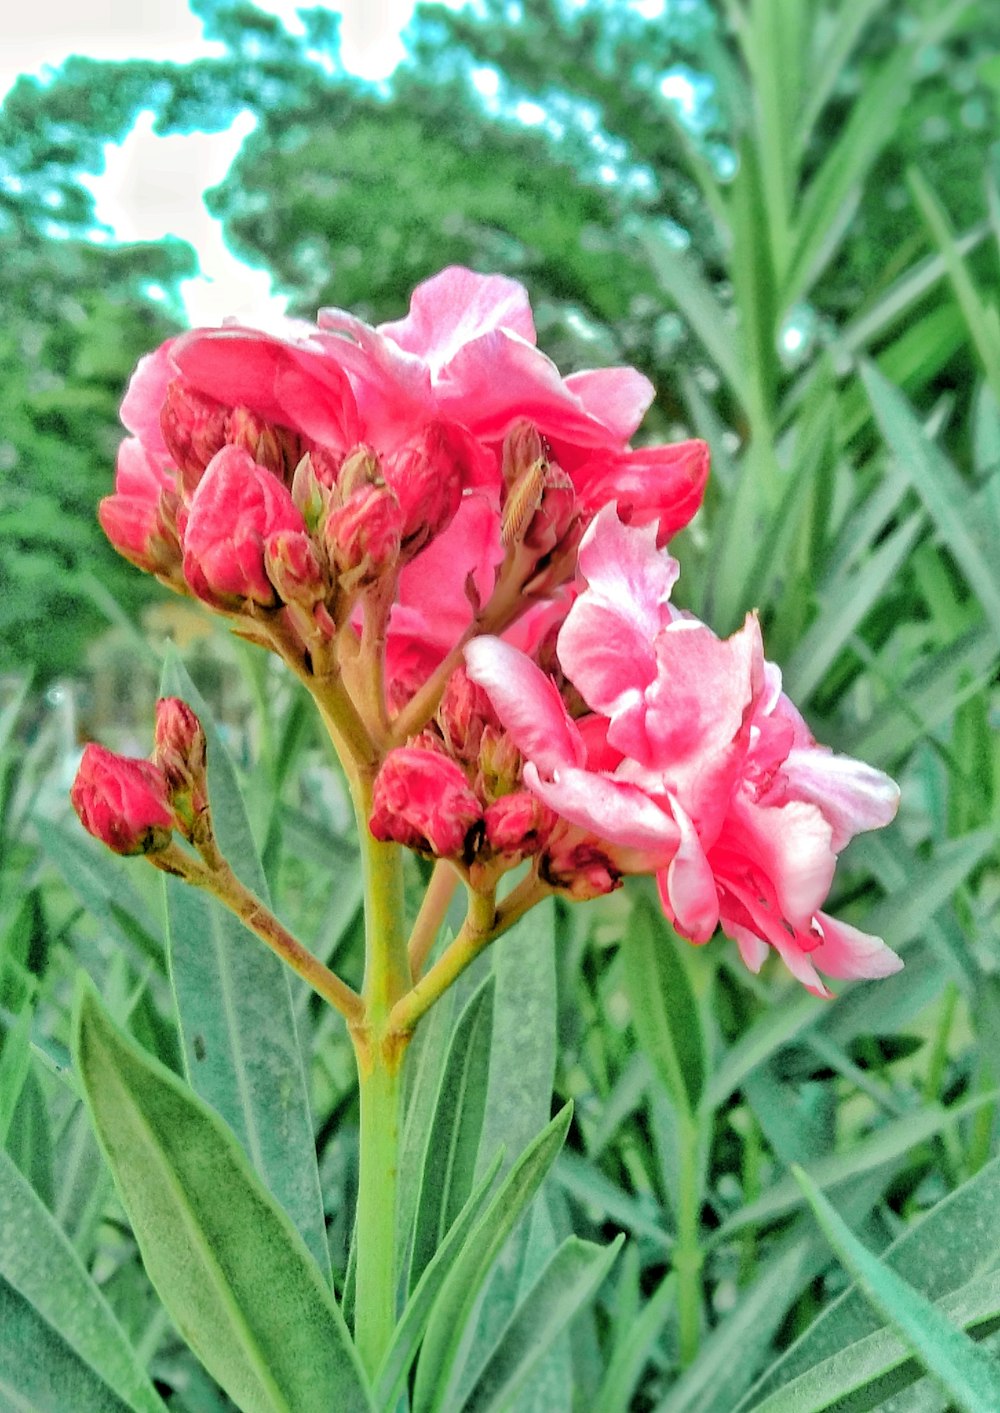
412, 1103, 573, 1413
463, 1234, 623, 1413
409, 978, 494, 1291
596, 1268, 676, 1413
861, 362, 1000, 646
798, 0, 882, 153
712, 1089, 1000, 1242
0, 1147, 166, 1413
160, 652, 329, 1279
397, 983, 458, 1265
375, 1149, 503, 1412
73, 978, 373, 1413
622, 895, 705, 1116
640, 231, 751, 411
792, 1165, 1000, 1413
750, 1153, 1000, 1404
909, 167, 1000, 403
0, 1007, 33, 1146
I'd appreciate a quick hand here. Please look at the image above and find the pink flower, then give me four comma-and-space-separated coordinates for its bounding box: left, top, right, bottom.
369, 747, 483, 857
71, 745, 174, 856
98, 438, 180, 576
466, 508, 902, 995
182, 446, 307, 606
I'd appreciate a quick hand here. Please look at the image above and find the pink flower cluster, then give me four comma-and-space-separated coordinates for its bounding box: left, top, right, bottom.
94, 265, 901, 994
100, 267, 707, 692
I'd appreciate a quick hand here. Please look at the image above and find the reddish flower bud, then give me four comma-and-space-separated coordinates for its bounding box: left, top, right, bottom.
264, 529, 328, 608
542, 835, 621, 900
438, 667, 499, 762
484, 791, 555, 858
369, 747, 483, 857
71, 744, 174, 856
384, 421, 470, 554
325, 484, 403, 585
182, 446, 307, 607
499, 422, 582, 597
226, 406, 304, 484
154, 696, 206, 789
337, 444, 383, 498
160, 379, 229, 494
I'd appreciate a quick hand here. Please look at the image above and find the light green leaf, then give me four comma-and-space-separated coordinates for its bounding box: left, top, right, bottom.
621, 895, 705, 1117
160, 652, 329, 1279
0, 1276, 137, 1413
712, 1089, 1000, 1242
861, 362, 1000, 646
597, 1267, 676, 1413
412, 1103, 573, 1413
0, 1147, 166, 1413
462, 1234, 623, 1413
409, 977, 494, 1291
73, 978, 373, 1413
750, 1153, 1000, 1405
790, 1166, 1000, 1413
375, 1149, 503, 1412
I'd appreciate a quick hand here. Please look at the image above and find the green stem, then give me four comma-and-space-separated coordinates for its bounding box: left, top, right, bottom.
408, 861, 460, 981
675, 1112, 703, 1369
350, 772, 410, 1379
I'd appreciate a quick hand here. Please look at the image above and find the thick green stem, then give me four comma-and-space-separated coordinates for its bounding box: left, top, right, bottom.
350, 772, 410, 1379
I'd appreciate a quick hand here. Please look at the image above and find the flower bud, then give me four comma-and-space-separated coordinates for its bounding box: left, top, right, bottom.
499, 422, 582, 597
384, 421, 469, 555
484, 791, 555, 859
291, 452, 333, 530
264, 529, 328, 608
501, 420, 546, 488
160, 379, 229, 495
542, 834, 621, 900
226, 406, 304, 484
182, 446, 307, 607
153, 696, 207, 816
369, 747, 483, 858
438, 667, 498, 763
337, 444, 383, 499
477, 725, 522, 801
325, 484, 403, 586
71, 744, 174, 856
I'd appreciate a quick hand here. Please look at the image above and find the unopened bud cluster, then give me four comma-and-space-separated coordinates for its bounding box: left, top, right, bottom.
71, 698, 209, 857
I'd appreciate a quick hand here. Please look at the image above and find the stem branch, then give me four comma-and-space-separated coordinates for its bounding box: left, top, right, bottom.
407, 861, 460, 982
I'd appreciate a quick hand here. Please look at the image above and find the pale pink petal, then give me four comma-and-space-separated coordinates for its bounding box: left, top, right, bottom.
729, 924, 770, 974
378, 266, 537, 369
465, 638, 586, 775
557, 507, 677, 723
120, 340, 176, 455
663, 796, 719, 943
765, 931, 833, 999
782, 749, 901, 852
523, 761, 676, 857
808, 913, 904, 981
563, 368, 654, 442
727, 796, 837, 928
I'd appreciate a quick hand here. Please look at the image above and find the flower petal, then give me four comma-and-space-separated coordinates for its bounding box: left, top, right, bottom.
465, 637, 586, 775
523, 762, 676, 858
808, 912, 904, 981
782, 749, 901, 852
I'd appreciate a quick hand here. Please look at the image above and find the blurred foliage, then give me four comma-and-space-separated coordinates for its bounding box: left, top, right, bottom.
3, 0, 1000, 1407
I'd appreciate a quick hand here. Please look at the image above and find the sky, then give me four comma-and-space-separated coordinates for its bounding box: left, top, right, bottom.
2, 0, 438, 325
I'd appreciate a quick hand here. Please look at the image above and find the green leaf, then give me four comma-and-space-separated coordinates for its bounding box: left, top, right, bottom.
790, 1165, 1000, 1413
375, 1149, 503, 1412
412, 1103, 573, 1413
861, 362, 1000, 647
712, 1089, 1000, 1242
596, 1267, 676, 1413
750, 1153, 1000, 1405
0, 1147, 166, 1413
0, 1276, 137, 1413
72, 978, 373, 1413
159, 652, 329, 1279
409, 977, 494, 1291
462, 1234, 623, 1413
621, 894, 705, 1116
